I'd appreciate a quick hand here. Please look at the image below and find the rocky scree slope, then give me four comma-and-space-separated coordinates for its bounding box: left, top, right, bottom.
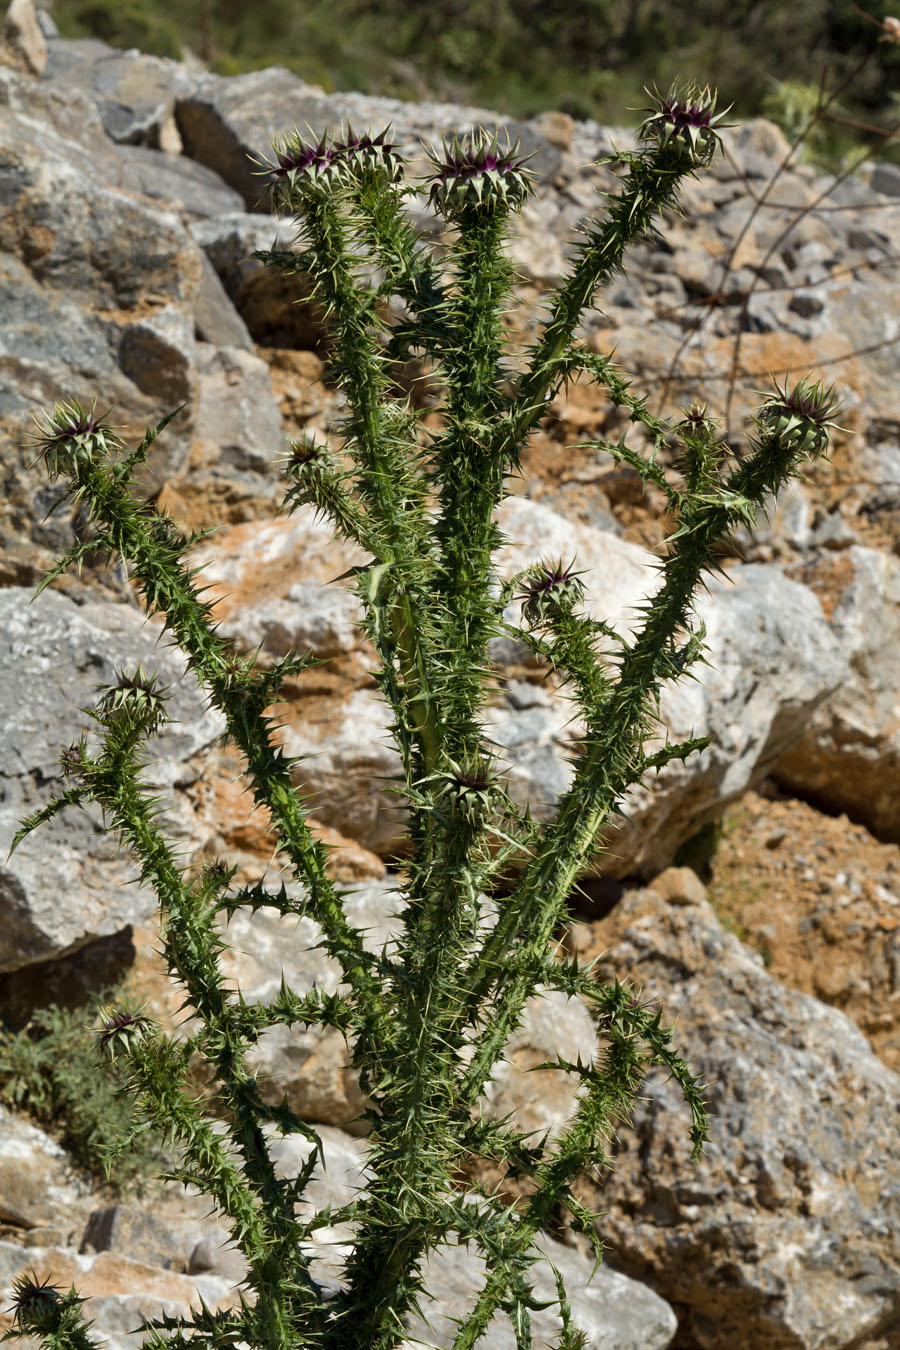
1, 10, 900, 1349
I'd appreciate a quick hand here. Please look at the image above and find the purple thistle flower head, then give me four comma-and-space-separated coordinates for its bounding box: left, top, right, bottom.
639, 84, 730, 165
30, 397, 119, 480
261, 128, 340, 207
427, 128, 536, 216
518, 559, 585, 628
272, 138, 333, 180
262, 124, 404, 210
757, 375, 842, 457
332, 124, 405, 184
95, 1002, 156, 1060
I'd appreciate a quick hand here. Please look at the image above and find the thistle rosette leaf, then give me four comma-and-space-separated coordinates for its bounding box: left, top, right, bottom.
93, 666, 170, 737
427, 128, 536, 216
95, 1003, 156, 1061
518, 561, 586, 629
756, 375, 842, 457
638, 83, 730, 165
30, 398, 120, 480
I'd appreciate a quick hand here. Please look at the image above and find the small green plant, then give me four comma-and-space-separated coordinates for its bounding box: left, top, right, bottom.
760, 78, 854, 170
0, 990, 169, 1194
6, 86, 840, 1350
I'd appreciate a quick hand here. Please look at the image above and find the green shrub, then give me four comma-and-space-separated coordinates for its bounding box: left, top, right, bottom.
8, 88, 840, 1350
0, 992, 169, 1194
59, 2, 183, 60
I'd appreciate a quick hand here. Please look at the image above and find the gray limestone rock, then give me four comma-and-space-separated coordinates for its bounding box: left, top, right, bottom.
174, 65, 534, 212
0, 70, 209, 513
0, 1239, 235, 1350
205, 880, 598, 1142
0, 588, 224, 972
193, 255, 254, 350
81, 1206, 185, 1271
41, 42, 193, 147
190, 213, 323, 348
192, 342, 283, 474
110, 143, 248, 219
3, 61, 241, 220
186, 509, 369, 672
408, 1237, 677, 1350
0, 64, 276, 576
263, 497, 847, 873
214, 882, 401, 1130
0, 1114, 676, 1350
217, 581, 362, 659
869, 161, 900, 197
116, 304, 196, 412
606, 556, 849, 878
592, 887, 900, 1349
0, 1104, 94, 1242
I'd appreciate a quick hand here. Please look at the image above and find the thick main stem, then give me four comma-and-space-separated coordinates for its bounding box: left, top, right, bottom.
334, 205, 515, 1350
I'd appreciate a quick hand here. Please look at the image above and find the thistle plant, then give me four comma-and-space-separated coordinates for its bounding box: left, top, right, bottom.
7, 83, 840, 1350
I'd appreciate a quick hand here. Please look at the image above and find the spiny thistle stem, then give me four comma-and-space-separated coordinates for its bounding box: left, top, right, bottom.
499, 89, 728, 468
329, 198, 528, 1348
292, 189, 443, 788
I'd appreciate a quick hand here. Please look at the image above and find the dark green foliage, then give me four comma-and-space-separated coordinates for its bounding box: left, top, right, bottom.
50, 0, 900, 134
56, 2, 182, 60
0, 994, 168, 1194
11, 87, 839, 1349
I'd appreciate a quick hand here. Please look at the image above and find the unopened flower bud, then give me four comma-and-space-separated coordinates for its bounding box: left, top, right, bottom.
9, 1274, 67, 1334
59, 741, 86, 779
676, 402, 718, 440
519, 561, 585, 628
94, 667, 169, 736
757, 376, 841, 458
